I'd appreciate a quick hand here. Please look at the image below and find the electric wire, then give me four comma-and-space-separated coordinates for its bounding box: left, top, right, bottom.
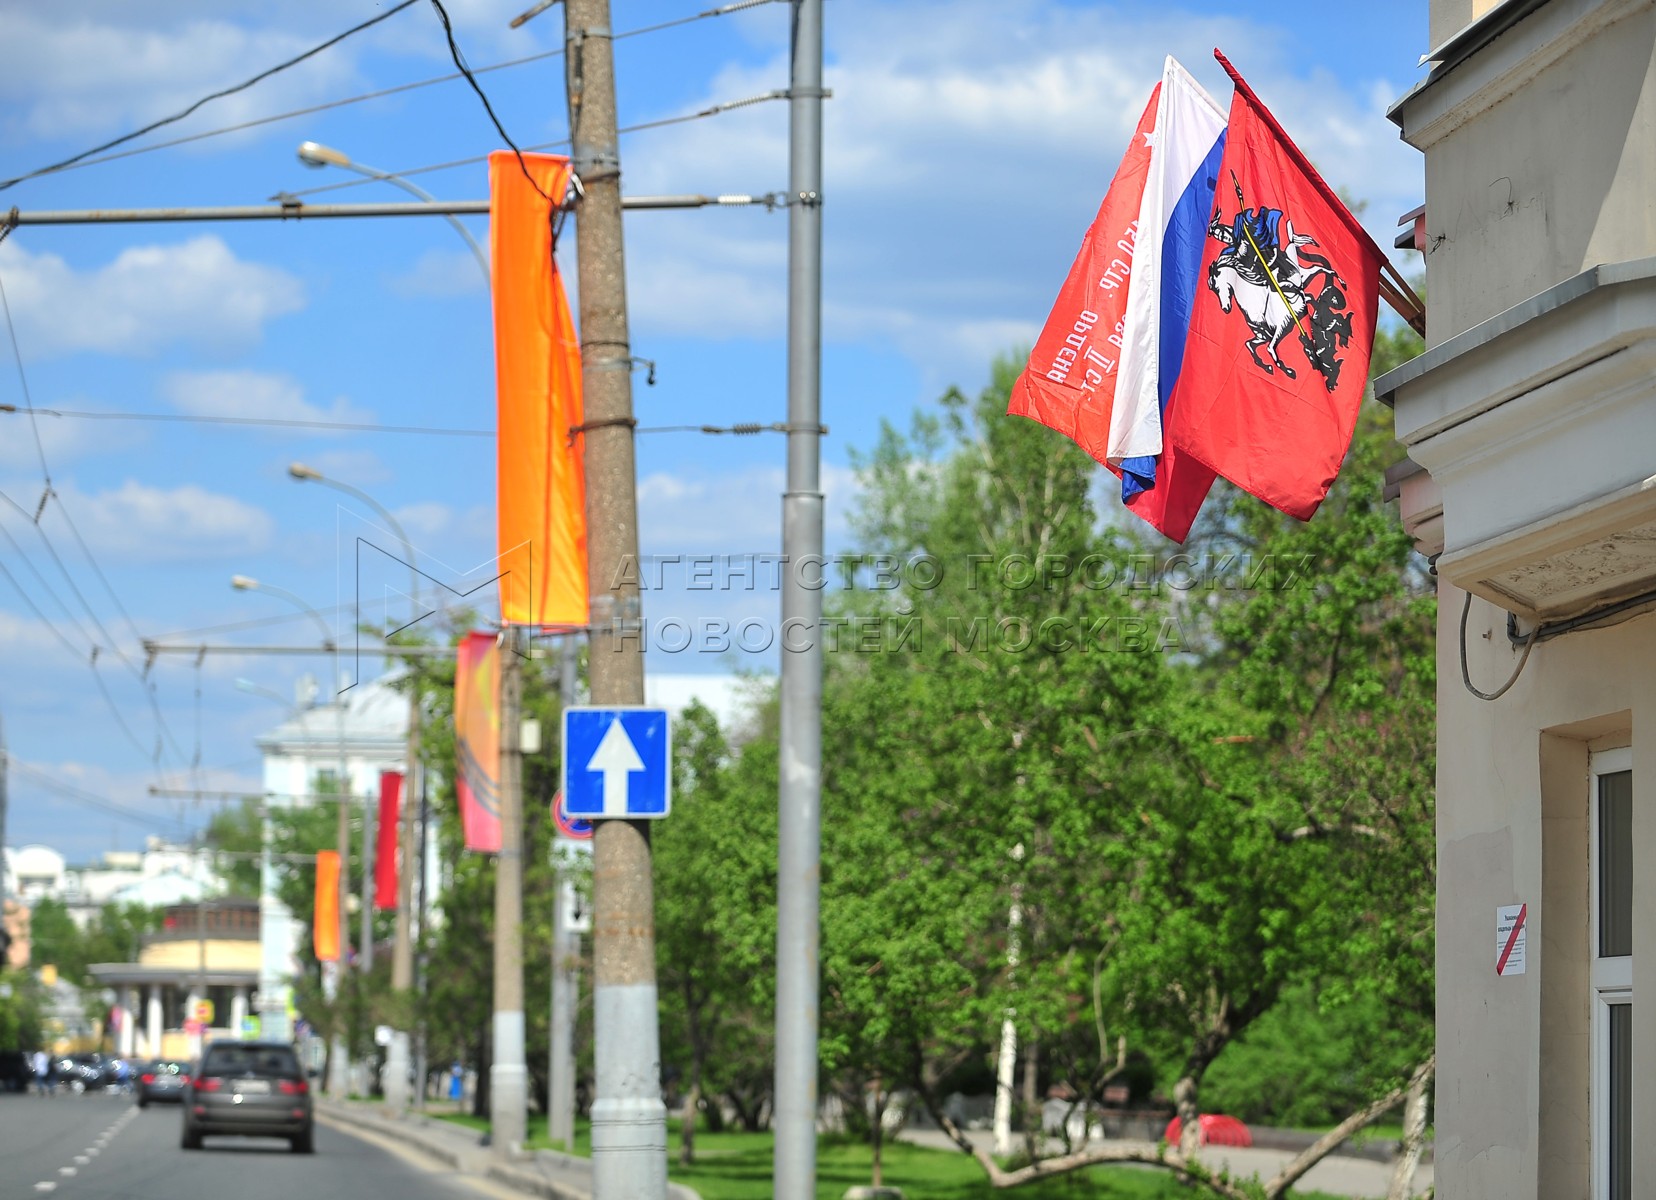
43, 49, 567, 178
276, 89, 792, 200
0, 489, 193, 767
4, 405, 492, 437
3, 754, 187, 830
426, 0, 551, 203
1459, 591, 1538, 701
0, 269, 50, 486
23, 0, 788, 185
3, 405, 805, 438
0, 554, 85, 659
0, 0, 423, 192
0, 289, 193, 773
152, 590, 488, 642
0, 501, 105, 650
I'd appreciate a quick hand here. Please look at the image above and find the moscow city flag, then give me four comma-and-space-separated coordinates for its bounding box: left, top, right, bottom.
1167, 57, 1386, 520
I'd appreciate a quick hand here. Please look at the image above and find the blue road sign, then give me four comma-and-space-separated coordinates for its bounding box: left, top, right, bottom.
562, 706, 672, 819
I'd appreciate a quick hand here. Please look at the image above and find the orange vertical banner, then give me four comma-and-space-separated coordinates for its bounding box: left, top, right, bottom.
491, 151, 588, 629
454, 630, 503, 853
313, 850, 340, 962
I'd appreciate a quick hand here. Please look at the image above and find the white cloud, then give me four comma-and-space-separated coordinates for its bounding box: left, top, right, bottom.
637, 461, 858, 553
0, 238, 304, 360
387, 247, 491, 299
162, 369, 373, 431
0, 7, 357, 144
46, 477, 275, 563
620, 0, 1424, 390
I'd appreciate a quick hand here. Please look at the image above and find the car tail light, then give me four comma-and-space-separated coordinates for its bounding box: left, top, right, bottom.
140, 1073, 156, 1085
194, 1077, 223, 1092
278, 1079, 308, 1096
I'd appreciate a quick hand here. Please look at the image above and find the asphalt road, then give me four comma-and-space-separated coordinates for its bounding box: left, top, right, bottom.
0, 1090, 510, 1200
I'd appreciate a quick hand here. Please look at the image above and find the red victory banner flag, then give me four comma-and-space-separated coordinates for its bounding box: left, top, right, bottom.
375, 770, 402, 911
1166, 51, 1386, 521
313, 850, 341, 963
454, 630, 503, 853
492, 151, 589, 630
1008, 84, 1160, 469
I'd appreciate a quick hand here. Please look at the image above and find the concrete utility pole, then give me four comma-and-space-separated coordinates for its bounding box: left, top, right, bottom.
563, 1, 665, 1195
775, 0, 826, 1195
492, 629, 529, 1155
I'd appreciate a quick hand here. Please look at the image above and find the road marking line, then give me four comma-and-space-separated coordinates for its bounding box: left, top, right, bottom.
34, 1183, 57, 1193
74, 1156, 89, 1165
58, 1167, 76, 1176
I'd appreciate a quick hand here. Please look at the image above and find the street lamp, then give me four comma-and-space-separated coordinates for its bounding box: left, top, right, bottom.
234, 678, 310, 1047
232, 576, 353, 1101
296, 140, 491, 285
287, 462, 425, 1112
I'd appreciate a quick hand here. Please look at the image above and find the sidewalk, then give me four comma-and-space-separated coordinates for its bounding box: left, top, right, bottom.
897, 1127, 1434, 1200
315, 1098, 701, 1200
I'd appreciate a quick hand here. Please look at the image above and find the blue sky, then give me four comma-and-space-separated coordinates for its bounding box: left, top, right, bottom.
0, 0, 1429, 860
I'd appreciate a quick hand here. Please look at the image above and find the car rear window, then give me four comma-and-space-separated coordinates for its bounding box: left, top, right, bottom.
201, 1046, 301, 1076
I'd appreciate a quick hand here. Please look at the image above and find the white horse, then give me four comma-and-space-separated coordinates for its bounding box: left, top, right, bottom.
1206, 217, 1335, 379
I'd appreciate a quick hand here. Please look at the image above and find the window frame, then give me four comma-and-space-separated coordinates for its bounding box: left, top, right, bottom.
1589, 746, 1632, 1200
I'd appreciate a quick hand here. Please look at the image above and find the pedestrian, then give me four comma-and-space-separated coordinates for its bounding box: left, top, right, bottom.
31, 1049, 47, 1097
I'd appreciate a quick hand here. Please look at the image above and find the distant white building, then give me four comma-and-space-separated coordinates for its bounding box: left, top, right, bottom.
3, 838, 222, 930
251, 670, 419, 1034
4, 844, 65, 902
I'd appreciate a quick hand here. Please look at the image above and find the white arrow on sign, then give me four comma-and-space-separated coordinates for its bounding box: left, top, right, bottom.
588, 717, 645, 816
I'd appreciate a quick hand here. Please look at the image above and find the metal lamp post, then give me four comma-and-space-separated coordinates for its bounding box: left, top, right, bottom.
232, 575, 353, 1100
234, 677, 318, 1045
296, 141, 491, 284
287, 462, 424, 1112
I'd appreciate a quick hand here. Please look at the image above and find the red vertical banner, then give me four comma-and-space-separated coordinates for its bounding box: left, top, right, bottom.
314, 851, 340, 962
491, 151, 589, 630
375, 771, 402, 910
454, 630, 503, 852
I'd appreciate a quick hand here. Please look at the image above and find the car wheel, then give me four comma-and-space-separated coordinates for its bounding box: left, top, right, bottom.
138, 1098, 149, 1109
181, 1124, 202, 1151
291, 1127, 315, 1155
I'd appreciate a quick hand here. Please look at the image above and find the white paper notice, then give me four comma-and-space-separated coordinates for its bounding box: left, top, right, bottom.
1496, 903, 1528, 976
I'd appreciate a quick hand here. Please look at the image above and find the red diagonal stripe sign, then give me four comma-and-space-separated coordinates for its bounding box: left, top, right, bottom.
1496, 903, 1527, 976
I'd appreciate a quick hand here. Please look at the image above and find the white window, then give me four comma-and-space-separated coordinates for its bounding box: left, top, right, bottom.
1591, 747, 1632, 1200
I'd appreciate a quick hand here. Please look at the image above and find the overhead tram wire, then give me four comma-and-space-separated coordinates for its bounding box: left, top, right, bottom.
2, 405, 812, 440
17, 0, 790, 186
274, 90, 795, 201
4, 755, 189, 831
0, 0, 423, 192
0, 274, 194, 773
1, 405, 493, 437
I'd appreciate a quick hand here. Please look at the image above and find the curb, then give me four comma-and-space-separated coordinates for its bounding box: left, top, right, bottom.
316, 1101, 699, 1200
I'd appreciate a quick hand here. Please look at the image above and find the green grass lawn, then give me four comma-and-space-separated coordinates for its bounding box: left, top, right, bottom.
434, 1115, 1350, 1200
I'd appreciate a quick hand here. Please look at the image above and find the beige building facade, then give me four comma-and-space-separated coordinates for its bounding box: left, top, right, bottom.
90, 899, 263, 1062
1378, 1, 1656, 1197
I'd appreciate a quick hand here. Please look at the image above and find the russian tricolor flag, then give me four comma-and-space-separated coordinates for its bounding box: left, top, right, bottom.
1012, 52, 1389, 543
1010, 57, 1226, 542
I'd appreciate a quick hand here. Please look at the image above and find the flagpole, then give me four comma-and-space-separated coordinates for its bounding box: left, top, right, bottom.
1214, 48, 1427, 335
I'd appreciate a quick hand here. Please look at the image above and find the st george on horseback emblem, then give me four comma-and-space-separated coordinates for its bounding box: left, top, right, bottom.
1205, 174, 1353, 392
